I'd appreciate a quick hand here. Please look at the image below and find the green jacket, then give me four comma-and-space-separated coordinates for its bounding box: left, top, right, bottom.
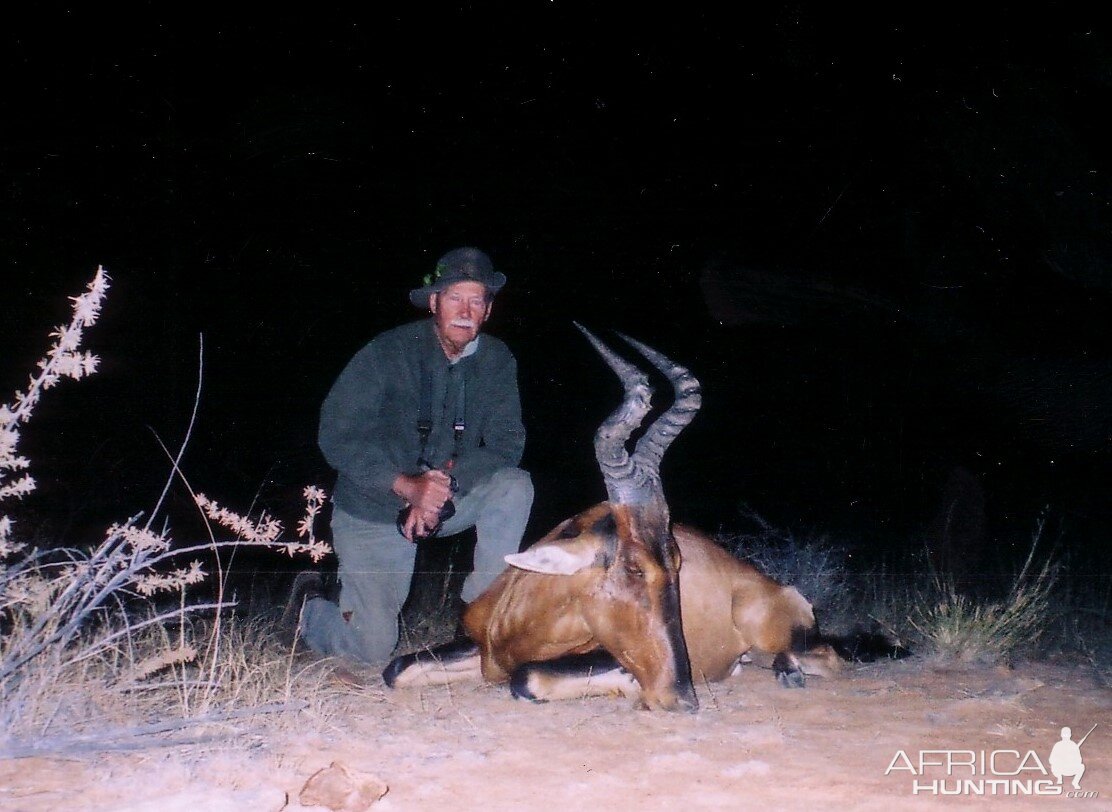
319, 318, 526, 523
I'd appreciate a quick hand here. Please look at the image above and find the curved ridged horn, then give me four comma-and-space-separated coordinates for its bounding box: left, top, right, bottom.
617, 332, 703, 476
574, 323, 653, 503
574, 323, 701, 505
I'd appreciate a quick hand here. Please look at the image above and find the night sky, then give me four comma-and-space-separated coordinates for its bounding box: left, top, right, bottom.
3, 7, 1110, 571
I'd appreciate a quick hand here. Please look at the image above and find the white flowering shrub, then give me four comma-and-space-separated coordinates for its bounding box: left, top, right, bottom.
0, 268, 108, 558
0, 268, 335, 755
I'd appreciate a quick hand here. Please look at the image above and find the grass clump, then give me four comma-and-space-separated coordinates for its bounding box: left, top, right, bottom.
868, 515, 1063, 666
907, 570, 1056, 665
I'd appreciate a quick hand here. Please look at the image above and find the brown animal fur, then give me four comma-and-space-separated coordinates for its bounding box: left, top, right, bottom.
671, 523, 841, 682
387, 503, 840, 705
463, 503, 694, 709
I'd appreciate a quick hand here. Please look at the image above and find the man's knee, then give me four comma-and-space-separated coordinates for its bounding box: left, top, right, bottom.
490, 467, 534, 504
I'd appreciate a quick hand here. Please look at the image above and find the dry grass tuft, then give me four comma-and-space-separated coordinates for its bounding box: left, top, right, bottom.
2, 614, 351, 757
887, 518, 1060, 665
907, 566, 1057, 664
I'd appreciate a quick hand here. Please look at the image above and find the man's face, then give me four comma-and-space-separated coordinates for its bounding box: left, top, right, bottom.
429, 280, 492, 357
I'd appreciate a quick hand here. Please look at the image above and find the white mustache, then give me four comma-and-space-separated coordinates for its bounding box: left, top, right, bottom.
450, 319, 476, 329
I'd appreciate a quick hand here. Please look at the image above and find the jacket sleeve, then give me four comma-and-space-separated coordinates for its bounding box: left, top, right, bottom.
318, 339, 403, 502
450, 353, 526, 495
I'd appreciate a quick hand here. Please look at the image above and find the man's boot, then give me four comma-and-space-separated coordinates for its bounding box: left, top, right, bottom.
279, 571, 324, 647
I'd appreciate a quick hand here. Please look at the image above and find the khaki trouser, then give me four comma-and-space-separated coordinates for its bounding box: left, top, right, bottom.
300, 467, 533, 664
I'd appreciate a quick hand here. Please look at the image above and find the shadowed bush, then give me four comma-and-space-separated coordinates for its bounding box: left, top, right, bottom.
718, 505, 855, 631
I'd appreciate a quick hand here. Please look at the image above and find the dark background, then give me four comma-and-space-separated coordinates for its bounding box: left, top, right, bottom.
3, 7, 1110, 575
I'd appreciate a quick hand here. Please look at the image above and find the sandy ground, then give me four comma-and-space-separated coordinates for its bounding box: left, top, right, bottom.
2, 657, 1109, 811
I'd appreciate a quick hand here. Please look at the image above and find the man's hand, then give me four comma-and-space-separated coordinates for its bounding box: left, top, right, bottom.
400, 506, 445, 542
393, 469, 452, 512
393, 470, 453, 541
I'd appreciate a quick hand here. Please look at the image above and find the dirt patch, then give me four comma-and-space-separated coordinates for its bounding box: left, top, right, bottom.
2, 658, 1109, 810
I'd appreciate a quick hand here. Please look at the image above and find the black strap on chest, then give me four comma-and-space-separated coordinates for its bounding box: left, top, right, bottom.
416, 363, 466, 470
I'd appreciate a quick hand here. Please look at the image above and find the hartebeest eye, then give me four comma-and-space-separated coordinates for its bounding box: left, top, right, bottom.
556, 523, 580, 540
624, 562, 645, 579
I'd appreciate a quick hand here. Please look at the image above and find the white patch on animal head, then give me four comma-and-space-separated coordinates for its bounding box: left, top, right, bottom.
505, 541, 598, 575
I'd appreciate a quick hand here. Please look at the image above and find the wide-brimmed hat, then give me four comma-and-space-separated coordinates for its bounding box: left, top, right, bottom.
408, 247, 506, 307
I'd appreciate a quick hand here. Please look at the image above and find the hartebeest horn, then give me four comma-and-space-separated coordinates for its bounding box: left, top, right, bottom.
574, 323, 653, 504
617, 332, 703, 477
574, 323, 701, 506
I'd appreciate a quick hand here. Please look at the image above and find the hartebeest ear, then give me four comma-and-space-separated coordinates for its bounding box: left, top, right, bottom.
505, 539, 600, 575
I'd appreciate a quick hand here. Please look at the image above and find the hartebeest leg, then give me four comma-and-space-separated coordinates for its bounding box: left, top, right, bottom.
382, 638, 482, 688
771, 651, 807, 688
510, 650, 640, 703
732, 649, 807, 688
733, 623, 846, 688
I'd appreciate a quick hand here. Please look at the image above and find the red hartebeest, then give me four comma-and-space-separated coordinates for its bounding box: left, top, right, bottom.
383, 327, 850, 711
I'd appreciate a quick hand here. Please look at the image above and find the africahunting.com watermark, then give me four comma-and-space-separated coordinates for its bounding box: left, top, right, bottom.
885, 724, 1099, 798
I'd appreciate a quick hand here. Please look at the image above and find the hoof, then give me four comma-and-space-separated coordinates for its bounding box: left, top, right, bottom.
776, 668, 806, 689
509, 666, 547, 703
772, 652, 806, 688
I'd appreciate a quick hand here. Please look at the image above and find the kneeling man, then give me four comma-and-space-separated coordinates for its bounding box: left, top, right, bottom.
293, 247, 533, 663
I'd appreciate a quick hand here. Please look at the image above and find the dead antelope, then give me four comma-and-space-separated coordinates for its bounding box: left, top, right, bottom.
384, 327, 846, 711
